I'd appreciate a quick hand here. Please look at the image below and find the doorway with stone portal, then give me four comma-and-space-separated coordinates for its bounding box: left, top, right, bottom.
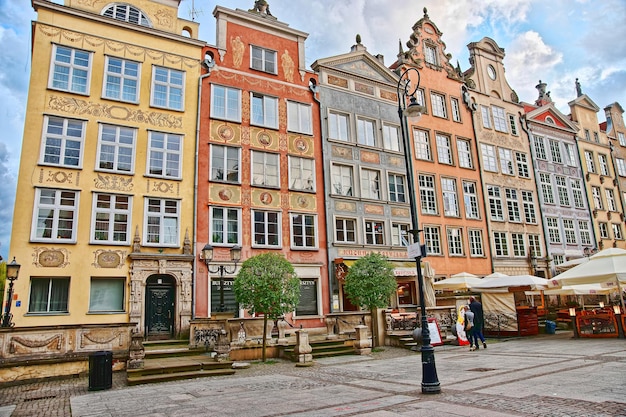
145, 274, 176, 340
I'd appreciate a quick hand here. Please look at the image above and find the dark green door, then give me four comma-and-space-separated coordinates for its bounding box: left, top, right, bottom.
145, 275, 175, 340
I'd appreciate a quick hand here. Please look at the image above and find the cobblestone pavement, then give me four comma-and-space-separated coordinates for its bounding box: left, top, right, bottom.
1, 332, 625, 417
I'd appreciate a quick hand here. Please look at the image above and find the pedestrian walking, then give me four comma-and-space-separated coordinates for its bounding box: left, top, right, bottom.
469, 295, 487, 349
463, 305, 475, 351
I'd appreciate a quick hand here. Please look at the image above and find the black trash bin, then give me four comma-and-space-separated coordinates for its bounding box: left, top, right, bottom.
89, 351, 112, 391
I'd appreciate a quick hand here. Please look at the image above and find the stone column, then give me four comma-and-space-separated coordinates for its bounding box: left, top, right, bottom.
353, 325, 372, 355
127, 330, 145, 369
294, 329, 313, 366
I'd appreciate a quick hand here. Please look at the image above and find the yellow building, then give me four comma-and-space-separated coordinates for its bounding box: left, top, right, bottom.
7, 0, 203, 341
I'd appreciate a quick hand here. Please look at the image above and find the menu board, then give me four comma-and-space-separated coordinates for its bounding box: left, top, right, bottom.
296, 279, 318, 316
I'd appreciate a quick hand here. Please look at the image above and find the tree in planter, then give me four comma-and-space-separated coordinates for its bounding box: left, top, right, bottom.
343, 252, 396, 346
233, 253, 300, 362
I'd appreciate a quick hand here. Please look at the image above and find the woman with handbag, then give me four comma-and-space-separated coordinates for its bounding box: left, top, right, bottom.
463, 305, 476, 351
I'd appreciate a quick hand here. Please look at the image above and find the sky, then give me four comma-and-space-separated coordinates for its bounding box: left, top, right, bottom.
0, 0, 625, 259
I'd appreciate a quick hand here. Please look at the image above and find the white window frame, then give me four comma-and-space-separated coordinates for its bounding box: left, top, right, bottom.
508, 114, 518, 136
481, 143, 497, 172
419, 174, 437, 215
493, 231, 509, 256
144, 198, 180, 246
335, 217, 357, 244
250, 45, 277, 74
585, 151, 595, 173
147, 131, 182, 179
364, 220, 385, 245
96, 123, 136, 173
606, 189, 617, 211
499, 148, 514, 175
424, 225, 441, 255
328, 111, 350, 141
547, 217, 561, 243
549, 140, 562, 164
511, 233, 526, 257
579, 221, 591, 245
564, 143, 577, 167
463, 181, 480, 219
522, 191, 536, 224
210, 206, 241, 246
360, 168, 381, 200
447, 227, 464, 256
151, 66, 184, 111
616, 158, 626, 177
457, 139, 472, 169
441, 177, 459, 217
488, 185, 504, 221
31, 188, 79, 243
103, 56, 140, 103
357, 117, 377, 147
612, 223, 623, 240
287, 101, 312, 134
91, 193, 132, 245
290, 213, 318, 249
382, 123, 401, 152
28, 277, 70, 314
289, 156, 315, 192
391, 223, 410, 247
414, 129, 431, 161
481, 105, 492, 129
528, 234, 542, 258
599, 154, 610, 176
516, 152, 529, 178
388, 173, 406, 203
571, 179, 585, 208
492, 106, 507, 132
592, 186, 603, 210
424, 44, 438, 65
451, 97, 461, 122
599, 222, 609, 239
40, 116, 85, 168
430, 92, 447, 118
555, 176, 570, 206
436, 134, 452, 164
49, 44, 92, 95
251, 210, 281, 248
210, 144, 241, 183
469, 229, 484, 257
539, 173, 555, 204
331, 164, 354, 196
251, 151, 280, 188
211, 85, 241, 122
505, 188, 521, 222
534, 136, 547, 160
619, 132, 626, 147
102, 3, 151, 26
563, 219, 577, 244
250, 92, 278, 129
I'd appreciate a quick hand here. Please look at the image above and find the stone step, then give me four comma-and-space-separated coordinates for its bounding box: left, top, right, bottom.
127, 368, 236, 386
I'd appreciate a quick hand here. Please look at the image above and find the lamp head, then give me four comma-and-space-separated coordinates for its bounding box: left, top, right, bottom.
6, 257, 20, 281
403, 96, 425, 123
201, 244, 213, 263
230, 246, 242, 263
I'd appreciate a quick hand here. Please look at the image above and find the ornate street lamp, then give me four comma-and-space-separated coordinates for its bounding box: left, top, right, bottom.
201, 245, 241, 313
396, 67, 440, 394
1, 258, 21, 328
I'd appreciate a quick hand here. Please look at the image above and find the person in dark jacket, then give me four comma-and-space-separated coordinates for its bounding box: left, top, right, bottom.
469, 296, 487, 349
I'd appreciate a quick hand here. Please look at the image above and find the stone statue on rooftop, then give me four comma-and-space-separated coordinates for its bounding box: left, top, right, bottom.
250, 0, 272, 16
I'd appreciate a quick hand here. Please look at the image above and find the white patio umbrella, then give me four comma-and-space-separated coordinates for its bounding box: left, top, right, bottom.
433, 272, 483, 291
555, 257, 588, 272
471, 274, 550, 291
484, 272, 509, 279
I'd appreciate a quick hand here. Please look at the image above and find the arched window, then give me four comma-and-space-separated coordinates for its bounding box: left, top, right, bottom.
102, 3, 151, 27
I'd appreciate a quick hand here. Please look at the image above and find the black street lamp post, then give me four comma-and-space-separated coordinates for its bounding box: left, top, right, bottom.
396, 67, 440, 394
201, 245, 241, 313
1, 258, 21, 328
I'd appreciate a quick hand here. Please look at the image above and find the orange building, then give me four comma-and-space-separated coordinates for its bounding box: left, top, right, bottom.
195, 5, 329, 328
391, 9, 492, 280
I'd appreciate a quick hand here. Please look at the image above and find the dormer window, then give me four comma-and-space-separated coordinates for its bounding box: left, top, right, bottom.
424, 44, 437, 65
103, 4, 151, 27
545, 116, 555, 124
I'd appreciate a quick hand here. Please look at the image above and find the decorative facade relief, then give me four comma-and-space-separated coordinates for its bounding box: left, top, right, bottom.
9, 334, 64, 355
92, 250, 126, 268
79, 329, 125, 349
94, 174, 133, 191
33, 247, 70, 268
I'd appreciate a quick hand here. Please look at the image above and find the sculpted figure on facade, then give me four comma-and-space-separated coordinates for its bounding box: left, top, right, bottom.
281, 49, 295, 82
231, 36, 244, 68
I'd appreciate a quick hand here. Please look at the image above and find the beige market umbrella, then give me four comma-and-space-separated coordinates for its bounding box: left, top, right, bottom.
471, 274, 550, 292
433, 272, 482, 291
422, 261, 437, 307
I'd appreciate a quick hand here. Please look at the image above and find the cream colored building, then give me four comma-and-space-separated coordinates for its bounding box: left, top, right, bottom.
7, 0, 204, 343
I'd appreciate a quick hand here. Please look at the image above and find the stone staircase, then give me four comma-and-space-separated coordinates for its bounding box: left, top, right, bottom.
126, 340, 235, 386
282, 337, 356, 361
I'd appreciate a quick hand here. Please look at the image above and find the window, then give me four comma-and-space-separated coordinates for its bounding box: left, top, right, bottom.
481, 144, 497, 172
151, 66, 184, 110
492, 106, 507, 132
584, 129, 591, 141
481, 106, 491, 129
619, 132, 626, 147
605, 189, 617, 211
511, 233, 526, 257
419, 174, 437, 214
533, 136, 547, 160
364, 220, 384, 245
571, 179, 585, 208
546, 217, 561, 243
89, 278, 125, 312
612, 223, 623, 240
414, 129, 431, 160
563, 219, 577, 244
41, 116, 85, 168
487, 185, 504, 221
328, 111, 350, 141
388, 173, 406, 203
515, 152, 529, 178
539, 173, 554, 204
382, 123, 400, 152
252, 151, 279, 187
430, 93, 447, 118
49, 45, 91, 94
457, 139, 472, 168
436, 134, 452, 164
549, 140, 562, 163
360, 168, 381, 200
252, 210, 280, 247
357, 117, 377, 147
424, 226, 441, 255
598, 154, 609, 176
616, 158, 626, 176
508, 114, 518, 136
564, 143, 577, 166
553, 254, 564, 265
591, 186, 603, 210
103, 3, 150, 26
145, 198, 179, 245
287, 101, 312, 134
521, 191, 536, 224
451, 98, 461, 122
210, 145, 240, 183
103, 56, 139, 102
441, 178, 458, 217
584, 151, 595, 173
579, 221, 591, 245
148, 131, 182, 178
331, 164, 353, 196
335, 218, 356, 244
291, 213, 317, 249
505, 188, 521, 222
32, 188, 78, 242
468, 229, 484, 257
97, 124, 135, 173
28, 277, 69, 313
211, 207, 240, 245
415, 89, 426, 108
499, 148, 514, 175
447, 227, 464, 255
555, 176, 570, 206
463, 181, 480, 219
424, 44, 437, 65
251, 93, 278, 128
599, 222, 609, 239
289, 156, 315, 191
92, 193, 131, 244
391, 223, 410, 246
493, 232, 509, 256
296, 279, 319, 316
251, 45, 277, 73
211, 85, 241, 121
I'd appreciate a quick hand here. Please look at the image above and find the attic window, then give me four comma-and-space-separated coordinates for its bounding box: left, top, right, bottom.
545, 116, 555, 124
103, 4, 152, 27
424, 44, 437, 65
